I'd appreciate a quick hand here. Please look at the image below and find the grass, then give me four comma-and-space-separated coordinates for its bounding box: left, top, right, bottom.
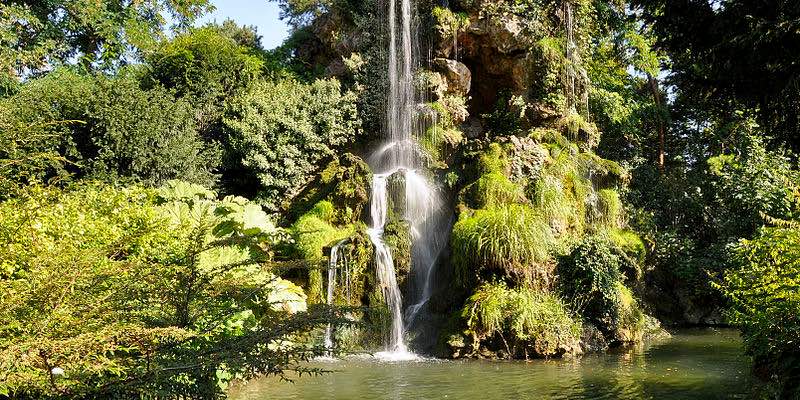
451, 204, 555, 284
462, 282, 582, 357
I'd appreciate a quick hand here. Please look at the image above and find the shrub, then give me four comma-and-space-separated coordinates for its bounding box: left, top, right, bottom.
462, 282, 581, 357
0, 182, 332, 398
147, 25, 264, 102
3, 69, 219, 187
717, 226, 800, 397
558, 236, 644, 340
223, 78, 361, 211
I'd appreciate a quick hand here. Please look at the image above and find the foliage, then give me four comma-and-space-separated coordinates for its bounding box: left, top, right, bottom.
0, 0, 212, 74
0, 107, 67, 198
146, 24, 266, 134
0, 182, 337, 399
452, 205, 555, 285
462, 282, 581, 358
634, 0, 800, 152
465, 172, 526, 209
2, 68, 219, 187
558, 236, 644, 339
716, 225, 800, 398
594, 188, 623, 228
223, 78, 361, 211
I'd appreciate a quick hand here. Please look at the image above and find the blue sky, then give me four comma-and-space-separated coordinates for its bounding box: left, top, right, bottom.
196, 0, 291, 49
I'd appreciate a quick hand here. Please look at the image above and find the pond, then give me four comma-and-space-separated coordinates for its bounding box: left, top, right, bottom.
229, 328, 754, 400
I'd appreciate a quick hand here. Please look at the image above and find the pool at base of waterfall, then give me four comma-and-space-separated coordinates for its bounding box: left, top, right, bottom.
228, 328, 758, 399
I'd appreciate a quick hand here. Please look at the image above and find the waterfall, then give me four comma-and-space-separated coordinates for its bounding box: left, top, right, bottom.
364, 0, 450, 358
368, 173, 411, 356
324, 238, 349, 353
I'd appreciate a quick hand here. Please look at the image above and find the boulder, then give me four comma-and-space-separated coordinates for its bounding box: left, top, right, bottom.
432, 58, 472, 97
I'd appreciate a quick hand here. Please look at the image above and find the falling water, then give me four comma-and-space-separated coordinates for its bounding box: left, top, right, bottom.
366, 0, 449, 358
324, 239, 349, 352
368, 174, 411, 356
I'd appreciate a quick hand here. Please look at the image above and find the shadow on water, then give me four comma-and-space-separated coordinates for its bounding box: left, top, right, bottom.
228, 329, 755, 400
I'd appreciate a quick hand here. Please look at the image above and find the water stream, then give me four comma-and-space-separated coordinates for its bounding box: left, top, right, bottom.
324, 239, 349, 352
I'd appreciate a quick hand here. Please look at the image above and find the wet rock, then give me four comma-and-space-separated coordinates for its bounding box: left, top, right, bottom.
432, 58, 472, 97
506, 135, 548, 185
462, 118, 484, 139
580, 324, 609, 353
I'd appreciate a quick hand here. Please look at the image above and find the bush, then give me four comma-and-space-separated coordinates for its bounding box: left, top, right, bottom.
145, 24, 266, 135
462, 282, 581, 358
223, 78, 361, 211
717, 225, 800, 397
452, 205, 555, 285
0, 182, 332, 398
3, 69, 219, 187
147, 25, 265, 102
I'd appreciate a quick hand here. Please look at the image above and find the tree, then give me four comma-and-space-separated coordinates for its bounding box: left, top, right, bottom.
223, 78, 361, 211
632, 0, 800, 152
0, 0, 212, 77
145, 24, 267, 136
3, 68, 220, 187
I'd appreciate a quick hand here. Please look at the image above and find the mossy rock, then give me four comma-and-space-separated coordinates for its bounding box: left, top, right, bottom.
284, 153, 372, 226
460, 282, 583, 359
382, 218, 412, 288
290, 202, 354, 304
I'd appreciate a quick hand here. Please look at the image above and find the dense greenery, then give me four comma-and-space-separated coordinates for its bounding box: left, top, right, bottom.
0, 182, 334, 398
223, 78, 360, 210
717, 225, 800, 398
2, 0, 800, 397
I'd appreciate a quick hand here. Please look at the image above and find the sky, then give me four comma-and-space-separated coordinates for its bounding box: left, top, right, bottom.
196, 0, 291, 49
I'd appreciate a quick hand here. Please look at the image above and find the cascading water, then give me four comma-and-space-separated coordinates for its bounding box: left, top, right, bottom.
324, 239, 349, 353
368, 174, 408, 355
366, 0, 449, 358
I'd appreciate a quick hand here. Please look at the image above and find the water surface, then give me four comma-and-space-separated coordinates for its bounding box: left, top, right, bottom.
229, 329, 753, 400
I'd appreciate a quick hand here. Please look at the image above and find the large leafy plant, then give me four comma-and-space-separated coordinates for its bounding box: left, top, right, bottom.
0, 181, 331, 398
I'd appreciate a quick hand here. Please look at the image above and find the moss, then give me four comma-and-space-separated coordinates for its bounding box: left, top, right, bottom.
382, 218, 412, 283
478, 143, 510, 175
464, 171, 526, 209
608, 228, 646, 265
308, 200, 335, 222
612, 282, 647, 343
596, 189, 623, 228
285, 153, 372, 225
421, 124, 463, 168
461, 282, 582, 358
451, 204, 555, 285
290, 204, 354, 304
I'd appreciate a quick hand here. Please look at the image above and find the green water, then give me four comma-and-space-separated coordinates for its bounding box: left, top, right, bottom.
229, 329, 754, 400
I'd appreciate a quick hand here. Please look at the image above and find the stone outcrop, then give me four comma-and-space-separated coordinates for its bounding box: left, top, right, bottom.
432, 58, 472, 97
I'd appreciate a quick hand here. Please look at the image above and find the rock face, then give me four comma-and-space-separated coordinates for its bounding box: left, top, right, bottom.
432, 58, 472, 97
449, 13, 534, 113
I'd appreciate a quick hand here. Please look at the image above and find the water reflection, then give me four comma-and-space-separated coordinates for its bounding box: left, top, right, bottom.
229, 329, 754, 400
